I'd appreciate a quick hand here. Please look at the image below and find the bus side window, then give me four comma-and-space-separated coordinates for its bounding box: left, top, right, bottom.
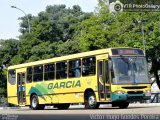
8, 69, 16, 85
27, 67, 32, 83
56, 61, 67, 79
33, 65, 43, 82
82, 56, 96, 76
44, 63, 55, 81
69, 59, 81, 78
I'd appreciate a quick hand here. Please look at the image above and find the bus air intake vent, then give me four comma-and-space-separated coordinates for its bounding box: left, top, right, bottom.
122, 86, 147, 89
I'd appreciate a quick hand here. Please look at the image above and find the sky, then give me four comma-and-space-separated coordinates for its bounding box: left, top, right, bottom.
0, 0, 98, 40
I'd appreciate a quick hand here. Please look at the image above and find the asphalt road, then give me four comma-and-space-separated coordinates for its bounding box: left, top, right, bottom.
0, 104, 160, 120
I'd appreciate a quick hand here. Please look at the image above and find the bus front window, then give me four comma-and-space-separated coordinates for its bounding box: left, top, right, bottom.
111, 57, 150, 84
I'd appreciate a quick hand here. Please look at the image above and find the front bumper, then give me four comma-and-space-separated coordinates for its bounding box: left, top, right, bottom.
111, 92, 151, 102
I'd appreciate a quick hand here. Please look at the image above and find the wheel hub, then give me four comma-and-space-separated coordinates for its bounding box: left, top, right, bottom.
32, 97, 37, 108
88, 96, 96, 106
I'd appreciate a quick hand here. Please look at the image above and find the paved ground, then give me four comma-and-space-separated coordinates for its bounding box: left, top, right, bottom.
0, 103, 160, 120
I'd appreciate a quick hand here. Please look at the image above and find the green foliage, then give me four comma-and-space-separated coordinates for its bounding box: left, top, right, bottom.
19, 14, 33, 34
16, 5, 92, 64
56, 40, 80, 56
0, 39, 19, 65
0, 70, 7, 97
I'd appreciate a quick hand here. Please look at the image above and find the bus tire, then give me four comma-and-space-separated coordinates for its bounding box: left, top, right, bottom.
56, 104, 70, 110
118, 101, 129, 109
85, 92, 99, 109
30, 95, 45, 110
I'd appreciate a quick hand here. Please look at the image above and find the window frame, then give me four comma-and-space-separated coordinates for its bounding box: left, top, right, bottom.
33, 65, 43, 82
44, 63, 55, 81
56, 61, 67, 80
82, 56, 96, 76
68, 59, 81, 78
26, 67, 33, 83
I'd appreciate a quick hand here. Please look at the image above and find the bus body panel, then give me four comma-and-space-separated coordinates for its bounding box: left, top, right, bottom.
25, 76, 97, 105
8, 97, 18, 105
7, 48, 151, 108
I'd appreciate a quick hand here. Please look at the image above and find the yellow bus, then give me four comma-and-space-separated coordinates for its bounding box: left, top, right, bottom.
7, 48, 151, 110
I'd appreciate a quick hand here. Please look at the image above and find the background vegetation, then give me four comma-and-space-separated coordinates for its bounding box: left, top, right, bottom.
0, 0, 159, 97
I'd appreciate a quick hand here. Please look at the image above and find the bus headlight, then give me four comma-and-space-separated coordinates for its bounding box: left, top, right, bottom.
144, 90, 151, 96
114, 90, 126, 94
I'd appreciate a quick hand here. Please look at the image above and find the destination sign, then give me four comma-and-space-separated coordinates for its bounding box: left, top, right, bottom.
112, 48, 144, 55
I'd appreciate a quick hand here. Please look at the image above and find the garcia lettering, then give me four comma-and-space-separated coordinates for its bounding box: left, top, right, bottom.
48, 80, 81, 89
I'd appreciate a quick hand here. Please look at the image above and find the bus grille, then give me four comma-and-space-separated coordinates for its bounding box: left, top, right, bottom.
127, 91, 143, 94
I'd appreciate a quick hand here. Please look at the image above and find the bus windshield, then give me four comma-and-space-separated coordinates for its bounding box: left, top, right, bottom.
111, 56, 150, 84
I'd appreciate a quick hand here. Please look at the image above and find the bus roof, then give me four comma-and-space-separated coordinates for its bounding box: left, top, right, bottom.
8, 48, 111, 70
8, 47, 142, 70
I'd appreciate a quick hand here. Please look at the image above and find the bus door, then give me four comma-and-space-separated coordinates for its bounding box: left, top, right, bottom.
97, 59, 111, 101
17, 72, 26, 105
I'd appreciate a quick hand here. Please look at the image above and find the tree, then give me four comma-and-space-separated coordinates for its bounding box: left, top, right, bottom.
0, 39, 19, 65
19, 14, 33, 34
56, 40, 80, 56
77, 0, 160, 88
18, 4, 92, 63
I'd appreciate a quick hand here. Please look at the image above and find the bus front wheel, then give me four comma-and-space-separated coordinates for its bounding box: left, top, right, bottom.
85, 92, 99, 109
30, 95, 45, 110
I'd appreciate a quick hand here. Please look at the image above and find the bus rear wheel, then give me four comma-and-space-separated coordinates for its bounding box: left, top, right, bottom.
85, 92, 99, 109
30, 95, 45, 110
118, 101, 129, 109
